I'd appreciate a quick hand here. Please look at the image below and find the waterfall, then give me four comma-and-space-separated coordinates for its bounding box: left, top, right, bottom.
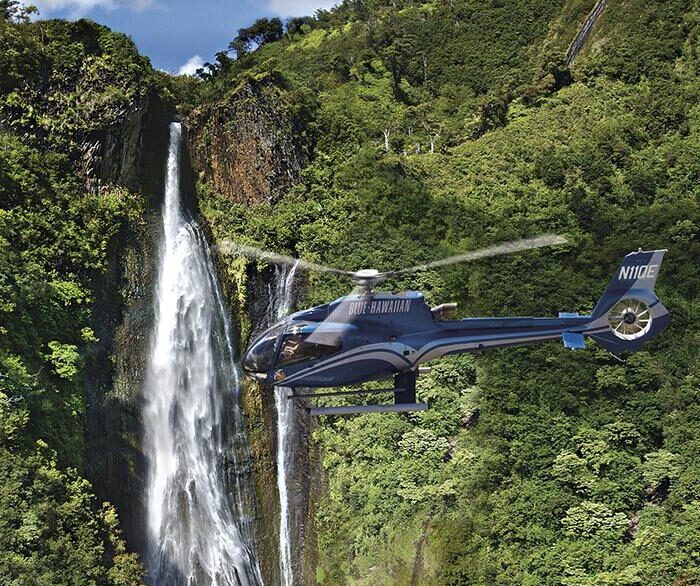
274, 387, 295, 586
271, 262, 299, 586
143, 122, 263, 586
566, 0, 606, 65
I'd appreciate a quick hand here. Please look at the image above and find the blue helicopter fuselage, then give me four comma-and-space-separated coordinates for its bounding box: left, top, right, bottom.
243, 249, 670, 390
254, 292, 571, 387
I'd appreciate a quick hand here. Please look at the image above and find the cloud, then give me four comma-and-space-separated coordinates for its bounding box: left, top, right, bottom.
266, 0, 338, 18
31, 0, 156, 17
178, 54, 205, 76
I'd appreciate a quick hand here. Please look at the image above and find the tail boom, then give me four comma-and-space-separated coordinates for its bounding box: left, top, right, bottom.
413, 249, 670, 360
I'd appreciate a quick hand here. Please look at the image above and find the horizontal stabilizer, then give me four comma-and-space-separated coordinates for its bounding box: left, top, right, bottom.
309, 403, 428, 416
562, 331, 585, 349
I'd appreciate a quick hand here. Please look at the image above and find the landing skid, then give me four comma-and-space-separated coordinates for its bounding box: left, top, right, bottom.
308, 403, 428, 416
294, 371, 428, 416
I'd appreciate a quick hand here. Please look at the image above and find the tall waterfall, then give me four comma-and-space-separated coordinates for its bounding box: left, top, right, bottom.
271, 262, 299, 586
143, 122, 263, 586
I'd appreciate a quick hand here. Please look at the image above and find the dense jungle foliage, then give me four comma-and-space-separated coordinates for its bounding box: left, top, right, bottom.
2, 0, 700, 585
193, 0, 700, 584
0, 13, 154, 584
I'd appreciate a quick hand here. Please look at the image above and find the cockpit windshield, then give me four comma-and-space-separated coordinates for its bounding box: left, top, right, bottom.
275, 332, 342, 368
243, 321, 288, 374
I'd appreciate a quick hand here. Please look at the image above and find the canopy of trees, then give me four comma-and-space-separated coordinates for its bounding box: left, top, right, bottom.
193, 0, 700, 583
0, 17, 158, 583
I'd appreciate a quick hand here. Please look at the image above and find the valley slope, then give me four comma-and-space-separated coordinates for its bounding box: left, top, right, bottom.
1, 1, 700, 585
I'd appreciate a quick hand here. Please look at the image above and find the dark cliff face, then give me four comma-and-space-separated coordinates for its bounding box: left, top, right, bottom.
187, 78, 307, 205
187, 77, 320, 583
82, 92, 174, 556
239, 378, 320, 586
82, 92, 174, 208
239, 272, 320, 586
287, 397, 321, 586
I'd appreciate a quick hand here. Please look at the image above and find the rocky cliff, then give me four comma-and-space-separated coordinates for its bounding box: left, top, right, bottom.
82, 91, 174, 556
187, 78, 319, 584
83, 72, 311, 573
187, 76, 308, 205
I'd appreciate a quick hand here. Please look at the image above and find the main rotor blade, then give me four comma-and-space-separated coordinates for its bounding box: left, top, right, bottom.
382, 234, 568, 279
217, 240, 352, 277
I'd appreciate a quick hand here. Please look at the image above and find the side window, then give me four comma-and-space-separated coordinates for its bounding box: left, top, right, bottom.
276, 334, 341, 367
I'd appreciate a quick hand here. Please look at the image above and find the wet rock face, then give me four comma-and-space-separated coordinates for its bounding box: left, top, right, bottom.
242, 378, 281, 586
238, 269, 320, 586
81, 92, 173, 207
187, 78, 308, 205
186, 76, 319, 583
288, 398, 321, 586
82, 93, 173, 556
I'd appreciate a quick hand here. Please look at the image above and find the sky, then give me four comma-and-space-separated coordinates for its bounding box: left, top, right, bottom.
26, 0, 339, 74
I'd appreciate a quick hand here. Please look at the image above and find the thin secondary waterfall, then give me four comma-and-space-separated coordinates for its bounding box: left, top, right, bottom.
143, 122, 263, 586
271, 262, 299, 586
274, 387, 295, 586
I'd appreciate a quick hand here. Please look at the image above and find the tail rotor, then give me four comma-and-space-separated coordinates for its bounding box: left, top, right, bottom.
589, 249, 670, 352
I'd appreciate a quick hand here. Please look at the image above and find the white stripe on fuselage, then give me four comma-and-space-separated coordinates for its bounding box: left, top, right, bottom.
279, 322, 604, 385
417, 331, 561, 362
412, 324, 596, 362
280, 343, 411, 385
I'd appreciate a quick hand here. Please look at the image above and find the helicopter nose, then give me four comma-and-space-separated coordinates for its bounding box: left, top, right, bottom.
242, 350, 260, 376
242, 333, 277, 379
242, 349, 268, 379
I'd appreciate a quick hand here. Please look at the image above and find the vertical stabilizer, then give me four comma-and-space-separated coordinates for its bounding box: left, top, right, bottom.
589, 249, 670, 352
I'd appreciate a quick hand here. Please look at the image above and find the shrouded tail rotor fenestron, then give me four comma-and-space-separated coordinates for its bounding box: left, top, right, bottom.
608, 298, 652, 340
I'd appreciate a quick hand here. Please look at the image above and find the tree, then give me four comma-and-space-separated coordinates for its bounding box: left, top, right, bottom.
286, 16, 314, 36
0, 0, 37, 22
229, 17, 284, 55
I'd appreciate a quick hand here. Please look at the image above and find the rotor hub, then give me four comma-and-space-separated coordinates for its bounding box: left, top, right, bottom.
622, 311, 637, 325
354, 269, 380, 279
351, 269, 383, 294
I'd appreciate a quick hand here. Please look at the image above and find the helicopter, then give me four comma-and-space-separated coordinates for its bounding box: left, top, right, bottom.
221, 236, 670, 416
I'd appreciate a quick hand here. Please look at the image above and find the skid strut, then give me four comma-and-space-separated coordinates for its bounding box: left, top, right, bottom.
302, 371, 428, 416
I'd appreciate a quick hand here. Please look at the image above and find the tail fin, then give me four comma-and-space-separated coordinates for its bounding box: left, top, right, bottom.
589, 249, 670, 353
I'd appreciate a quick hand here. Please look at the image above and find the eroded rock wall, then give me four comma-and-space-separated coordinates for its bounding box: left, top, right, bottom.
82, 92, 174, 555
187, 77, 319, 585
187, 77, 307, 205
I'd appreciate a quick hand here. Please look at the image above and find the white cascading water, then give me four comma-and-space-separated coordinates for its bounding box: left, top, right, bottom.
271, 262, 299, 586
274, 388, 295, 586
143, 122, 263, 586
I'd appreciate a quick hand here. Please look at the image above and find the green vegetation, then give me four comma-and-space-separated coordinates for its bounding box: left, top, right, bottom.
0, 367, 142, 585
3, 0, 700, 584
0, 16, 152, 583
193, 0, 700, 583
